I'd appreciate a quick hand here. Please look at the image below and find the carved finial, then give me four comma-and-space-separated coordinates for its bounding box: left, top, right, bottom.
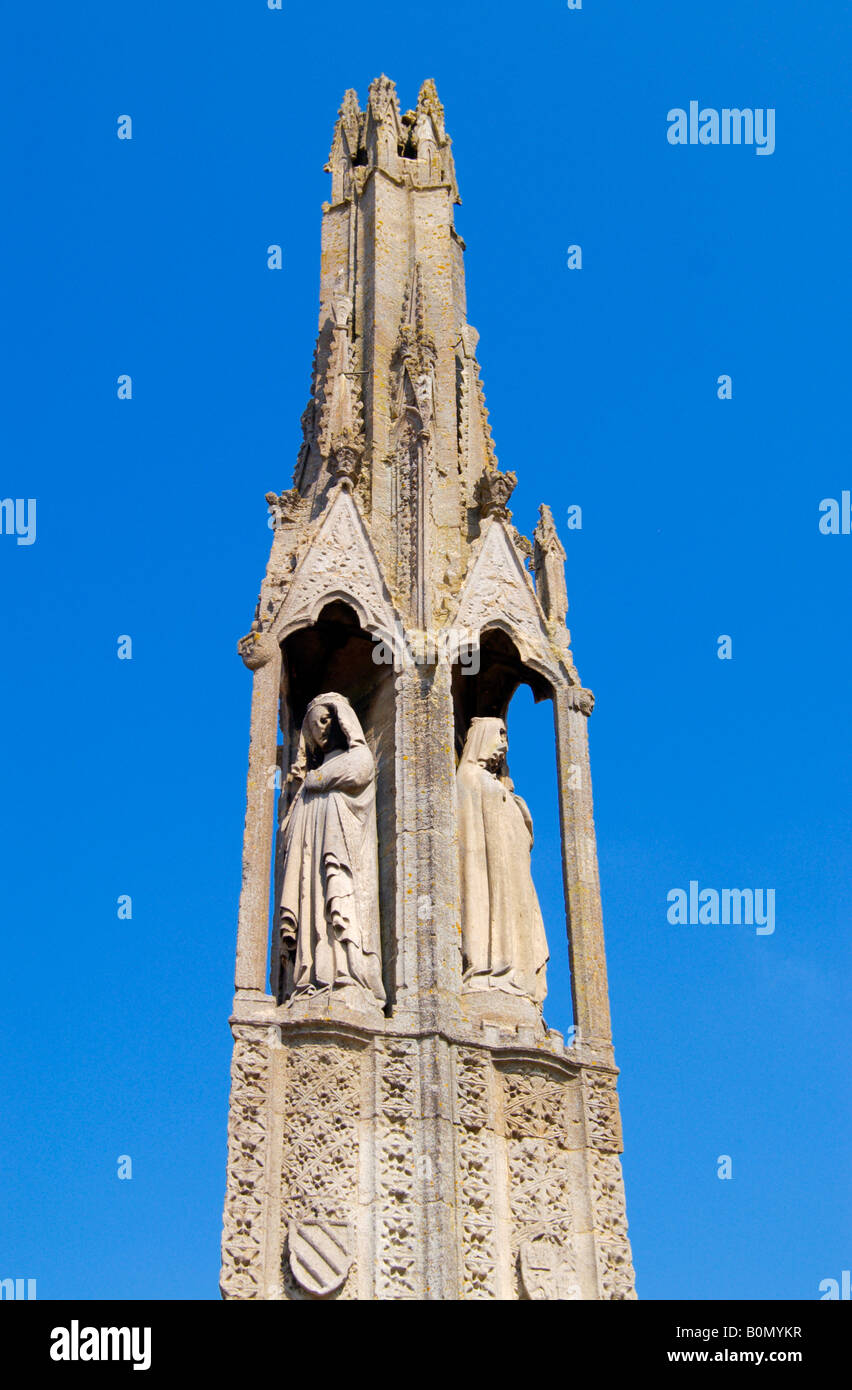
412, 78, 459, 201
339, 88, 362, 147
413, 92, 440, 178
417, 79, 446, 139
534, 504, 564, 556
326, 90, 365, 201
534, 504, 569, 627
475, 469, 517, 520
327, 88, 362, 164
367, 74, 401, 123
364, 75, 403, 178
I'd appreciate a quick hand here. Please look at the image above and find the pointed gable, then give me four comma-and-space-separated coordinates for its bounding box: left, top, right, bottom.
452, 519, 559, 675
272, 487, 401, 642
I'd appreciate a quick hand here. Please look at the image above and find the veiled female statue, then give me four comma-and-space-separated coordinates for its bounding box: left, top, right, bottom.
278, 693, 385, 1007
456, 716, 549, 1005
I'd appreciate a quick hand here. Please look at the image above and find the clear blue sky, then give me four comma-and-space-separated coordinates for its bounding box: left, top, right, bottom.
2, 0, 849, 1300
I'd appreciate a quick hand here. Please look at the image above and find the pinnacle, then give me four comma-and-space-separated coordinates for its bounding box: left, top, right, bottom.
367, 73, 402, 122
339, 87, 362, 137
417, 78, 446, 137
327, 88, 362, 168
333, 77, 450, 144
325, 78, 460, 206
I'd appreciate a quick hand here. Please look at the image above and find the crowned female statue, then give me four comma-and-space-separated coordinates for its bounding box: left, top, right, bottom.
456, 716, 549, 1005
278, 692, 385, 1008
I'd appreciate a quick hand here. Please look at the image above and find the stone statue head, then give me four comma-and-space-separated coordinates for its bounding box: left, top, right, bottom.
305, 702, 335, 753
459, 716, 508, 775
296, 692, 368, 771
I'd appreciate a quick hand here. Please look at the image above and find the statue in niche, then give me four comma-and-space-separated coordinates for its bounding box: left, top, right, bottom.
456, 716, 549, 1005
278, 692, 385, 1008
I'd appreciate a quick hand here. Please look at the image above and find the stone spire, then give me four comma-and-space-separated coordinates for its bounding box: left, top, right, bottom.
289, 76, 504, 625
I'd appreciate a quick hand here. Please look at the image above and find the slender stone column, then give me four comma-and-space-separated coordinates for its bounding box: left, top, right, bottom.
392, 654, 462, 1028
553, 685, 614, 1062
234, 633, 282, 997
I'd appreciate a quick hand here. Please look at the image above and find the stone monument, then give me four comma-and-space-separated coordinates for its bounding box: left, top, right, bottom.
220, 76, 636, 1300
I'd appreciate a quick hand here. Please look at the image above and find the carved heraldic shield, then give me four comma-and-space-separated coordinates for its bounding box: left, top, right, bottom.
288, 1220, 353, 1296
519, 1236, 582, 1301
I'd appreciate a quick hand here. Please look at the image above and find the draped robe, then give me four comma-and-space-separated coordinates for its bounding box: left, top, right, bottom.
279, 695, 385, 1005
456, 718, 549, 1005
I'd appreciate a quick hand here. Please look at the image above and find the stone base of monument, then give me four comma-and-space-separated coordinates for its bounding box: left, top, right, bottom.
221, 1010, 636, 1300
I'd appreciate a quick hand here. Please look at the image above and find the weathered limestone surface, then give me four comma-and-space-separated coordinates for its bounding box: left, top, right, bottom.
221, 77, 636, 1300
